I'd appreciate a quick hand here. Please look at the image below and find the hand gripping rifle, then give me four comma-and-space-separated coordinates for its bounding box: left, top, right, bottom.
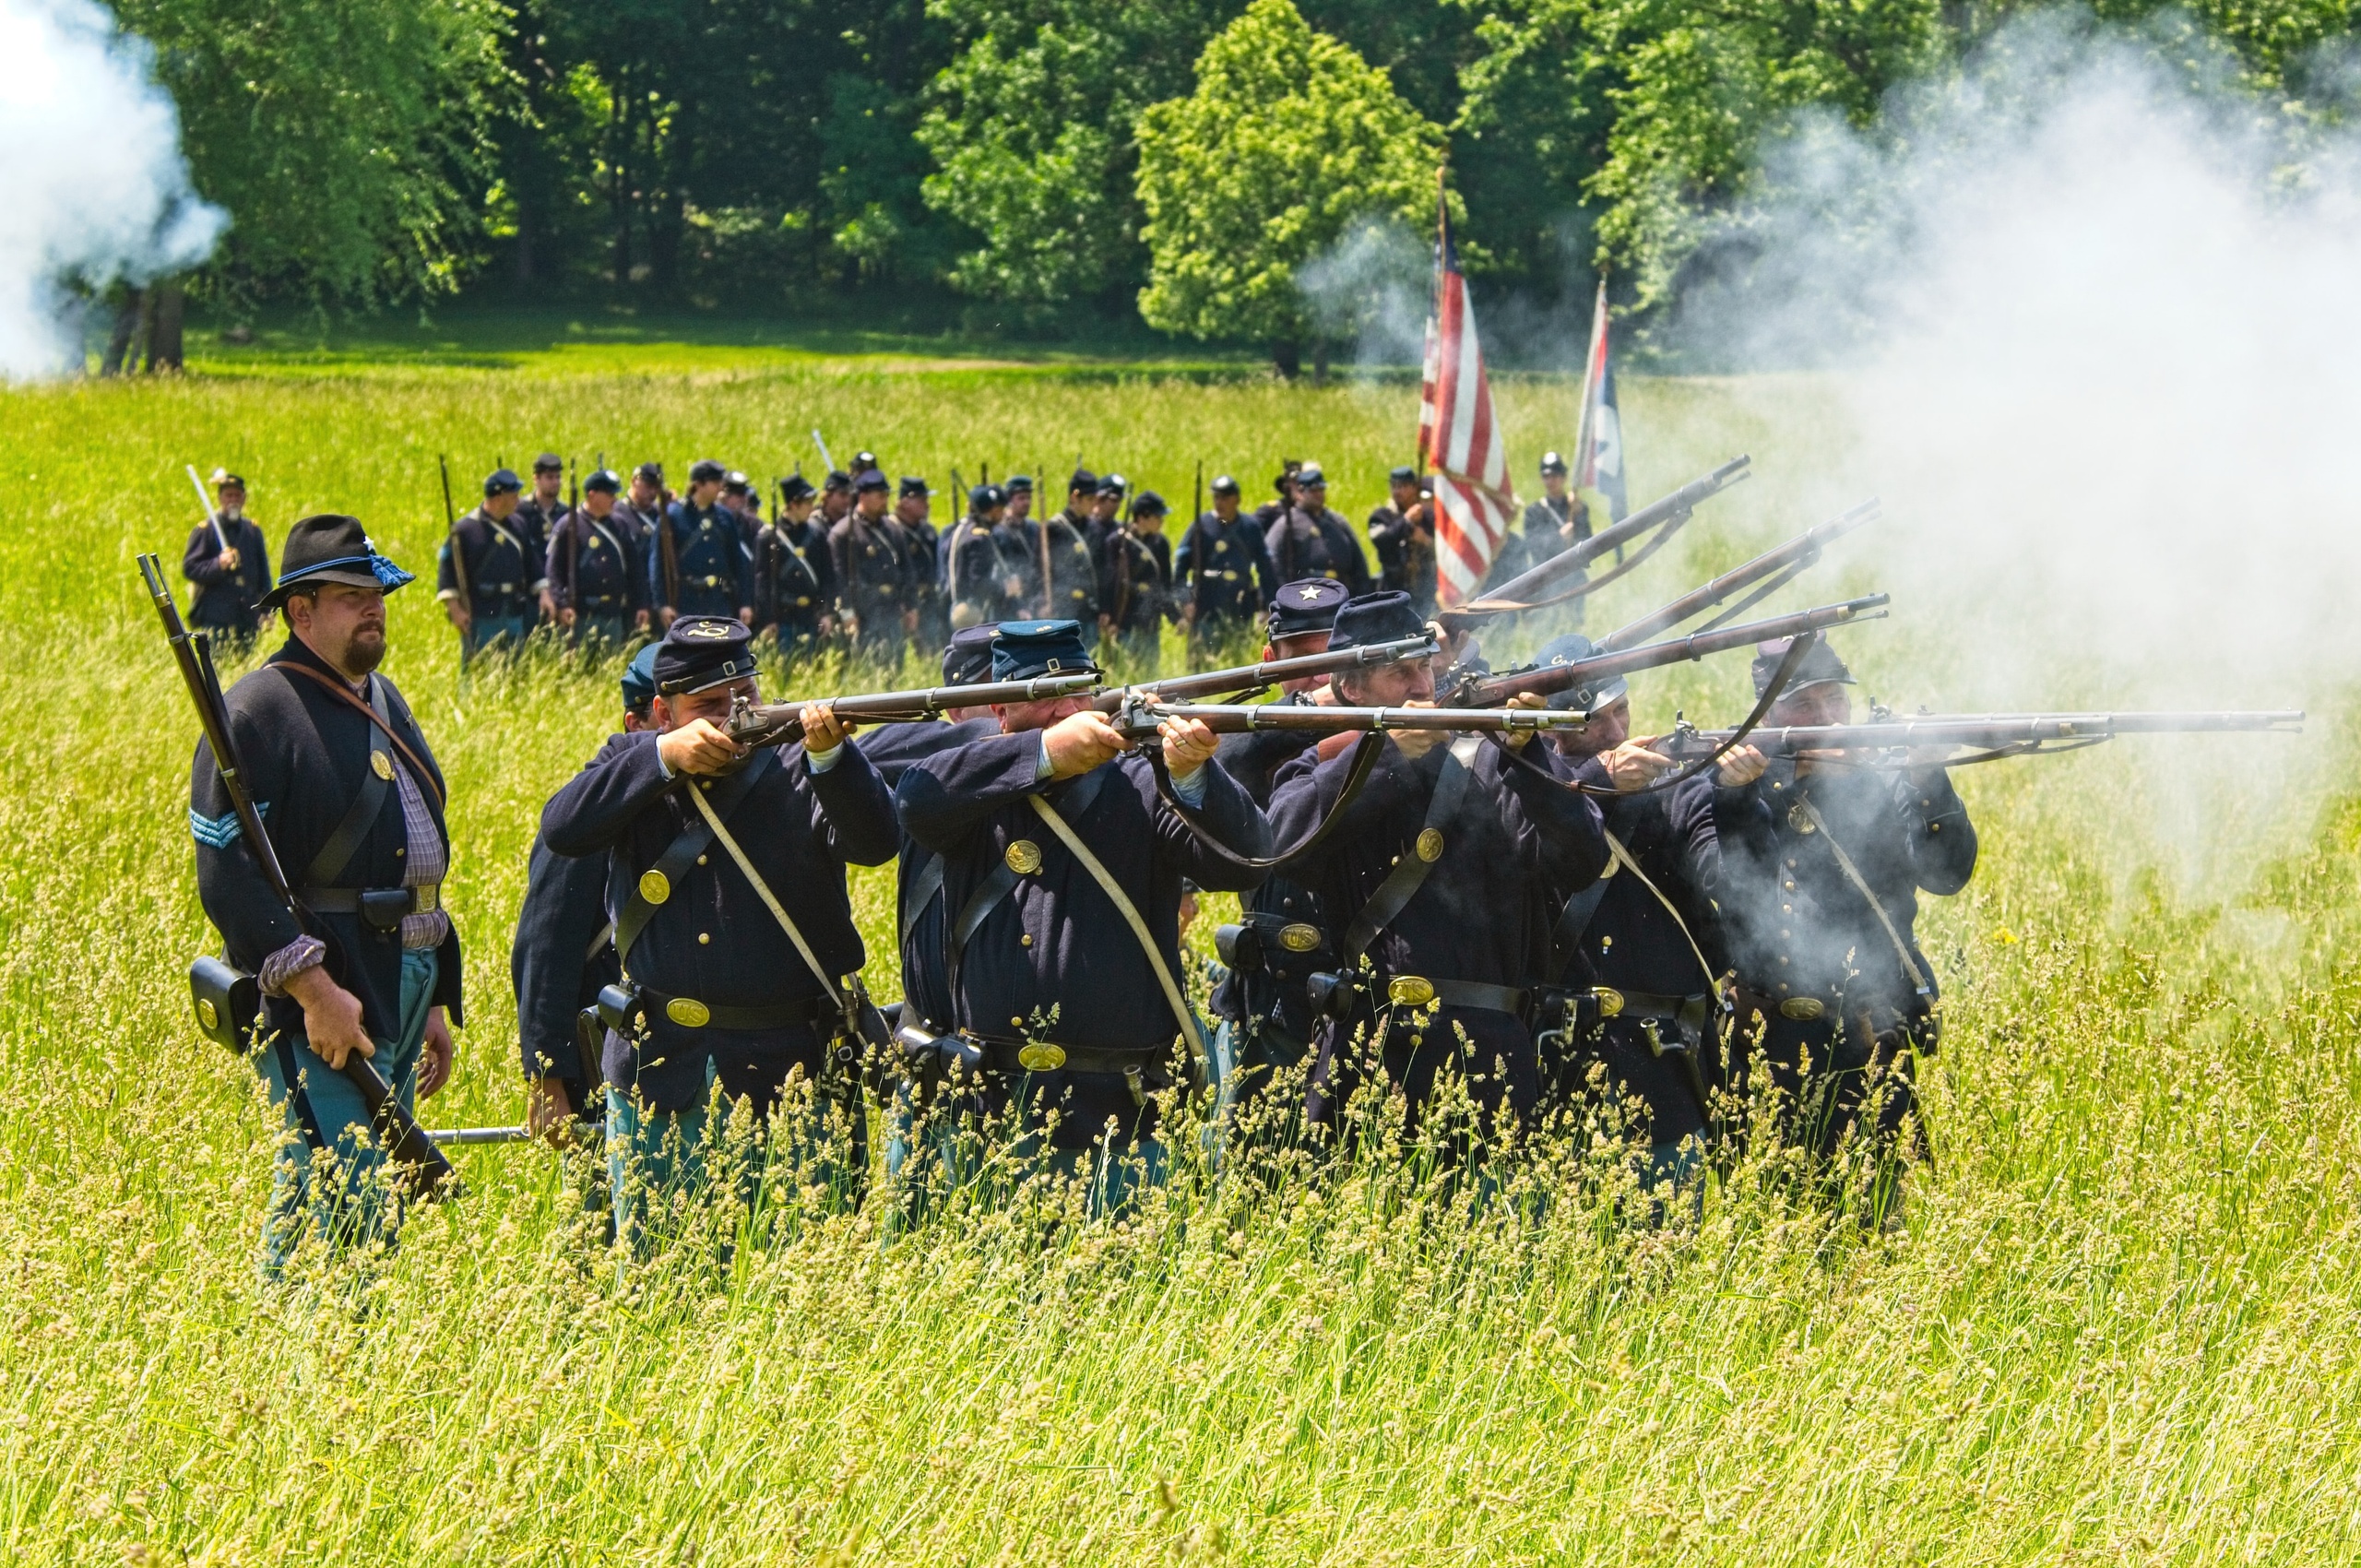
1653, 709, 2305, 767
1599, 499, 1880, 651
1442, 455, 1751, 629
1445, 595, 1891, 708
138, 554, 457, 1195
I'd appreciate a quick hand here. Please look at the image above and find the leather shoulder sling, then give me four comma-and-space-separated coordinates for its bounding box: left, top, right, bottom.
1555, 827, 1719, 990
1795, 796, 1933, 1000
944, 766, 1109, 1001
1340, 735, 1484, 960
612, 750, 774, 968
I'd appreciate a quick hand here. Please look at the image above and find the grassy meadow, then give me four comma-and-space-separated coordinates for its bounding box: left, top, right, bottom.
1, 342, 2357, 1564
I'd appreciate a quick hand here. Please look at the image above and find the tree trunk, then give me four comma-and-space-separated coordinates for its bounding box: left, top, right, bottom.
516, 198, 536, 284
148, 282, 185, 372
101, 288, 144, 376
1272, 339, 1301, 379
1311, 338, 1332, 384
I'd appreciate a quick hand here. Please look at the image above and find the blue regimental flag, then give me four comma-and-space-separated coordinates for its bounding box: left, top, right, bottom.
1573, 279, 1628, 523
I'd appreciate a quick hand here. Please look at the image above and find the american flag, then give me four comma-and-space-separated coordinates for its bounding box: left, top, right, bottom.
1418, 194, 1516, 607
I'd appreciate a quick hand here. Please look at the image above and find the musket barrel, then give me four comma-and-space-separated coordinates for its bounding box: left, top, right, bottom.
729, 672, 1100, 744
1458, 594, 1889, 707
1091, 634, 1439, 710
1601, 498, 1880, 650
1445, 455, 1752, 622
1667, 710, 2305, 755
1130, 702, 1591, 734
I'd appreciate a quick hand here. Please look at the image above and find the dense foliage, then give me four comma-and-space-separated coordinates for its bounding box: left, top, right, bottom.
96, 0, 2361, 335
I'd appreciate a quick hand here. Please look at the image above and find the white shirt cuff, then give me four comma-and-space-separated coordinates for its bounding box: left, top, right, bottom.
1169, 766, 1208, 805
1035, 735, 1056, 782
807, 742, 843, 773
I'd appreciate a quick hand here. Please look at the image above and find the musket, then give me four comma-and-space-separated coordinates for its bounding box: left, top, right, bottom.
812, 427, 837, 476
1442, 455, 1752, 627
1447, 595, 1890, 708
1114, 700, 1595, 739
137, 553, 457, 1195
185, 463, 229, 550
1601, 499, 1879, 651
1654, 710, 2305, 764
727, 673, 1101, 749
1090, 634, 1439, 711
437, 454, 469, 609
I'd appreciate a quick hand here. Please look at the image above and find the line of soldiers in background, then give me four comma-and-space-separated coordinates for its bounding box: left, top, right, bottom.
175, 448, 1607, 669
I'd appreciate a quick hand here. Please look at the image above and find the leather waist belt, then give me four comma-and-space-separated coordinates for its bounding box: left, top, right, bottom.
300, 884, 440, 915
1596, 988, 1714, 1024
964, 1032, 1170, 1076
1380, 975, 1525, 1015
640, 987, 836, 1032
1736, 986, 1836, 1025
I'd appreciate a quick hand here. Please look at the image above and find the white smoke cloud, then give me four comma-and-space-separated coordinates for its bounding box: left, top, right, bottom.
1672, 9, 2361, 716
0, 0, 224, 378
1296, 216, 1430, 368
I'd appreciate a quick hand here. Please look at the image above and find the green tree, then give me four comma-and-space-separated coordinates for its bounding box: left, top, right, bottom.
113, 0, 515, 308
917, 0, 1231, 310
1135, 0, 1448, 372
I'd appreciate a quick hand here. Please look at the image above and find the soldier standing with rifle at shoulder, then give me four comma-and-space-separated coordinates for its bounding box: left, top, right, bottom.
516, 453, 571, 624
1174, 474, 1278, 649
546, 468, 650, 650
1039, 469, 1104, 639
438, 467, 545, 660
615, 462, 669, 547
831, 469, 910, 664
1264, 463, 1372, 596
181, 468, 273, 646
186, 515, 465, 1275
1098, 490, 1180, 675
648, 458, 755, 631
757, 474, 838, 652
1368, 466, 1438, 616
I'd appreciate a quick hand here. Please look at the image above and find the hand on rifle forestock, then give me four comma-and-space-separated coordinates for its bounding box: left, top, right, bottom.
801, 701, 856, 754
1157, 714, 1219, 774
1498, 691, 1548, 751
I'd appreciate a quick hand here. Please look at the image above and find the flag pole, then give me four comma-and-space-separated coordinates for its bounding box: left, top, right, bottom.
1572, 276, 1608, 490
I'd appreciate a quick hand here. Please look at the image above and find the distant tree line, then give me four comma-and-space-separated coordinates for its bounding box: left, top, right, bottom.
101, 0, 2361, 368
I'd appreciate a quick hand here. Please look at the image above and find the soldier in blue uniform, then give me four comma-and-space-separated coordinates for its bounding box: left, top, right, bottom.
830, 469, 911, 664
1173, 474, 1277, 649
647, 458, 754, 631
894, 621, 1272, 1208
437, 468, 546, 660
1269, 592, 1607, 1143
540, 618, 900, 1241
1038, 470, 1103, 638
1097, 490, 1179, 674
1206, 579, 1351, 1119
191, 515, 462, 1274
755, 474, 838, 652
1264, 462, 1373, 595
1714, 637, 1975, 1176
895, 476, 948, 651
181, 469, 273, 645
615, 462, 668, 545
516, 644, 660, 1146
1367, 466, 1438, 616
1532, 633, 1764, 1192
943, 483, 1030, 630
1485, 451, 1589, 607
516, 452, 571, 623
546, 468, 649, 650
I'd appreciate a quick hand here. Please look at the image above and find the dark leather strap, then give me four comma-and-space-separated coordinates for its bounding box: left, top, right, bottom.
303, 680, 395, 886
637, 987, 835, 1032
612, 751, 773, 968
965, 1032, 1172, 1077
276, 665, 445, 810
1342, 734, 1483, 958
945, 765, 1108, 1001
900, 851, 946, 945
1422, 978, 1526, 1014
298, 885, 430, 915
1551, 876, 1612, 962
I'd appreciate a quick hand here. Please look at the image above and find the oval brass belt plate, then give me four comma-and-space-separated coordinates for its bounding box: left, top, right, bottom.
1387, 975, 1436, 1007
1015, 1041, 1066, 1071
1415, 827, 1444, 863
1277, 922, 1322, 953
1593, 986, 1624, 1018
1004, 839, 1043, 875
370, 751, 394, 781
1780, 997, 1826, 1022
196, 997, 219, 1029
638, 869, 670, 905
665, 996, 711, 1028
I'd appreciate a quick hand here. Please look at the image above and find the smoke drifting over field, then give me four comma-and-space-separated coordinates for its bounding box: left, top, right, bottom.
1678, 11, 2361, 713
0, 0, 222, 378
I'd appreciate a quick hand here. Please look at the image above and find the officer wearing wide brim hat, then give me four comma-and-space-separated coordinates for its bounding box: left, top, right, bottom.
894, 620, 1272, 1214
1714, 632, 1974, 1175
540, 616, 901, 1244
181, 468, 274, 643
437, 468, 546, 660
1270, 590, 1608, 1135
194, 514, 460, 1275
514, 642, 663, 1145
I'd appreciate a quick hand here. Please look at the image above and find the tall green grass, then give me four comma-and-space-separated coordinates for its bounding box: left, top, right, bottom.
0, 356, 2354, 1564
